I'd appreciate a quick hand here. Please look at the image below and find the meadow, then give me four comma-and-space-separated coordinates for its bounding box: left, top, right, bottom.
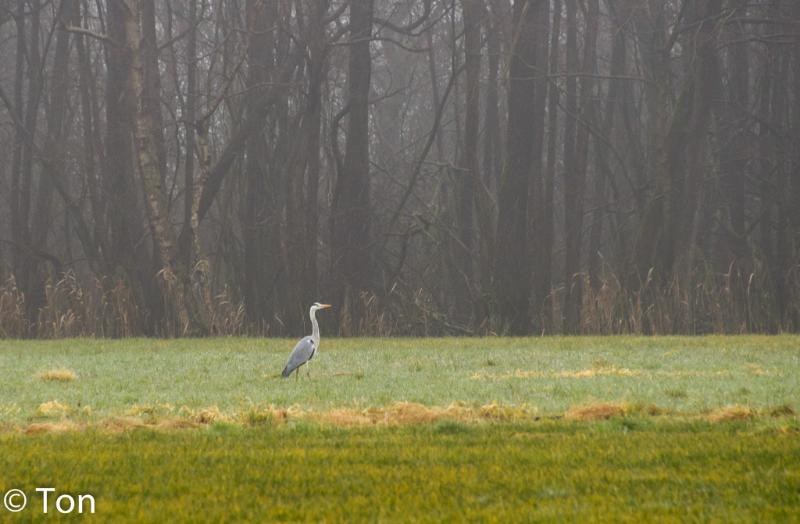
1, 422, 798, 522
0, 336, 798, 521
1, 336, 799, 423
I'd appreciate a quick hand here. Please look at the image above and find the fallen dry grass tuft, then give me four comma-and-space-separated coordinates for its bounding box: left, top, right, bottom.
318, 402, 454, 426
180, 405, 228, 424
238, 405, 293, 426
565, 402, 628, 421
127, 403, 175, 418
38, 369, 77, 382
24, 421, 80, 435
556, 367, 640, 378
707, 405, 756, 423
93, 416, 201, 433
471, 368, 742, 381
6, 400, 796, 435
322, 408, 374, 426
472, 367, 641, 380
35, 400, 71, 417
744, 363, 768, 376
154, 418, 200, 431
100, 417, 149, 433
314, 401, 534, 426
386, 402, 451, 424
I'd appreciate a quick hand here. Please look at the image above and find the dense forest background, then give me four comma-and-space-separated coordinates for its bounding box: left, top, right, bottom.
0, 0, 798, 337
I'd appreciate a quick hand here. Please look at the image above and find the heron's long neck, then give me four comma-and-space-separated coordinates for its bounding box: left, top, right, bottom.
310, 310, 320, 346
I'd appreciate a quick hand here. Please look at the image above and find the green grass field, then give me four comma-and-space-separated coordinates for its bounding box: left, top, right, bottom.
1, 336, 799, 422
1, 336, 799, 521
1, 422, 798, 522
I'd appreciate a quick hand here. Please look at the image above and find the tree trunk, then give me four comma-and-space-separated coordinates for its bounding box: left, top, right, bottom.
588, 0, 627, 290
183, 0, 198, 271
302, 0, 328, 321
242, 0, 275, 331
483, 0, 502, 194
17, 0, 42, 327
790, 2, 800, 329
122, 0, 193, 335
494, 0, 544, 334
454, 0, 481, 326
537, 0, 562, 332
718, 0, 749, 262
561, 0, 583, 333
141, 0, 168, 187
527, 0, 551, 332
31, 0, 77, 265
9, 0, 26, 281
331, 0, 374, 334
675, 0, 722, 276
75, 0, 108, 271
631, 0, 670, 287
104, 0, 152, 333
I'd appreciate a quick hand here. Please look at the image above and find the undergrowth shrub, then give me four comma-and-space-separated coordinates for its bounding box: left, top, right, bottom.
0, 262, 797, 337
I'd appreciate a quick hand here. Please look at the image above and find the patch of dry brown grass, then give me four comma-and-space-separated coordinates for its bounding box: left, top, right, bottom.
313, 402, 534, 426
100, 417, 149, 432
565, 402, 628, 421
386, 402, 449, 424
478, 402, 533, 420
744, 363, 768, 376
237, 404, 294, 426
656, 370, 733, 377
556, 367, 641, 378
35, 400, 71, 417
5, 400, 795, 436
317, 402, 450, 426
707, 405, 756, 423
472, 368, 746, 381
127, 403, 175, 418
179, 405, 228, 424
322, 408, 377, 426
153, 418, 201, 431
24, 421, 80, 435
94, 416, 203, 433
472, 367, 642, 381
38, 369, 77, 382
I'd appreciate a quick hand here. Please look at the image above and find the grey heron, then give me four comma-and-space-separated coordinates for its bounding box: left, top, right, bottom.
281, 302, 332, 379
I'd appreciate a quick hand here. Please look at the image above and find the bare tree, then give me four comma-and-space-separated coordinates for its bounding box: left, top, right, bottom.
494, 0, 546, 334
331, 0, 375, 333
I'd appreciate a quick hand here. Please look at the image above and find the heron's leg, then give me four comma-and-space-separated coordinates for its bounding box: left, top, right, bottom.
295, 367, 299, 381
307, 360, 311, 379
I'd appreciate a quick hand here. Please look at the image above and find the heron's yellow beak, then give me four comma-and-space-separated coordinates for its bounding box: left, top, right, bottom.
319, 303, 332, 309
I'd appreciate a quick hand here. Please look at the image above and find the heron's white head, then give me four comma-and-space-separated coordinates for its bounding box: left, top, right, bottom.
310, 302, 332, 313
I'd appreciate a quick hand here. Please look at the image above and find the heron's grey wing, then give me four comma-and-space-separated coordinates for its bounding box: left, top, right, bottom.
281, 336, 315, 377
